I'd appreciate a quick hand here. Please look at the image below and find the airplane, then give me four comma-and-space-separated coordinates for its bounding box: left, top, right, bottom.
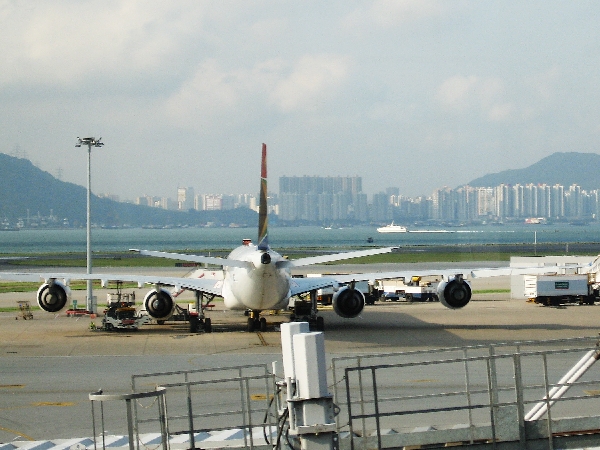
0, 144, 569, 332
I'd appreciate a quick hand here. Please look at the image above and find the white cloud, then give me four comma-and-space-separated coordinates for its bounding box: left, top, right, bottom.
436, 75, 480, 110
165, 54, 351, 128
526, 66, 561, 102
165, 59, 244, 128
270, 55, 351, 112
370, 0, 445, 26
487, 103, 513, 122
249, 17, 289, 43
342, 0, 445, 30
436, 75, 513, 121
0, 1, 205, 86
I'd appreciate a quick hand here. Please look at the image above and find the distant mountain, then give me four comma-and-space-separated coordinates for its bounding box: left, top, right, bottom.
466, 152, 600, 190
0, 153, 257, 228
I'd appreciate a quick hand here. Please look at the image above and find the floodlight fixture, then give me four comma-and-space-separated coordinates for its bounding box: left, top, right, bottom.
76, 137, 104, 148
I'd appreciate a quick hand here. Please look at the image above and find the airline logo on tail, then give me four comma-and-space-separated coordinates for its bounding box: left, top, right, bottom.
258, 143, 269, 251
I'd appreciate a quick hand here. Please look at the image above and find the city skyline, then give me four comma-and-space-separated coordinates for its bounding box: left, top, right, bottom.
127, 178, 600, 223
7, 148, 597, 223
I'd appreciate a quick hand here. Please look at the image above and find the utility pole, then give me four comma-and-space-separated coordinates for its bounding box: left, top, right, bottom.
75, 137, 103, 313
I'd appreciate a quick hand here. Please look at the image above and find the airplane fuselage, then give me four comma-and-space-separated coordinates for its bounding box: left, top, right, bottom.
221, 243, 291, 311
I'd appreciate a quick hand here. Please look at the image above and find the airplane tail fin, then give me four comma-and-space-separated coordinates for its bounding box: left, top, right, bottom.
257, 143, 269, 250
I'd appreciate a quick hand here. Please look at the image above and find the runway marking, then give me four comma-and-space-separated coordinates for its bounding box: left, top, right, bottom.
32, 402, 75, 407
0, 426, 34, 441
0, 384, 25, 389
406, 379, 439, 383
584, 390, 600, 396
256, 332, 268, 346
250, 394, 274, 401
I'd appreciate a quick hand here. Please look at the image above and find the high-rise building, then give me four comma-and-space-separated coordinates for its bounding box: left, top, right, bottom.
177, 187, 195, 211
202, 194, 223, 211
279, 175, 363, 223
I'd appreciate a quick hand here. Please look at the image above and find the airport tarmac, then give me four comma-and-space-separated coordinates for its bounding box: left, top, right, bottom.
0, 285, 597, 358
1, 265, 600, 442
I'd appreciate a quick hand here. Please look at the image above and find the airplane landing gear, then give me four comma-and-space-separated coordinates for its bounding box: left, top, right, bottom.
190, 291, 214, 333
190, 315, 212, 333
315, 316, 324, 331
290, 290, 325, 331
247, 311, 267, 332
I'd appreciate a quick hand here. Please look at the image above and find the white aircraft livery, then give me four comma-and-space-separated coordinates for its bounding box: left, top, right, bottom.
0, 144, 566, 332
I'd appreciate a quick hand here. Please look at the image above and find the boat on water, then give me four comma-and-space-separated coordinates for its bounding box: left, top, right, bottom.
525, 217, 546, 224
376, 222, 408, 233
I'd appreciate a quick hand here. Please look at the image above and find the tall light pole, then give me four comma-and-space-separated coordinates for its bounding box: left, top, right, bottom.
76, 137, 103, 313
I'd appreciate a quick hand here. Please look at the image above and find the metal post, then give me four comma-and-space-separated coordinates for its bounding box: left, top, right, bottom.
76, 137, 103, 314
185, 373, 195, 449
125, 398, 135, 450
541, 354, 554, 450
371, 368, 381, 450
86, 144, 92, 312
462, 348, 475, 444
512, 353, 527, 448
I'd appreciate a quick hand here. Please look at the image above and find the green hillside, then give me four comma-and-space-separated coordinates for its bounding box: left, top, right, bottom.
467, 152, 600, 190
0, 153, 257, 227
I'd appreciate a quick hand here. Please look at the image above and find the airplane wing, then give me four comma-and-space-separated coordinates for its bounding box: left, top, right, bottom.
288, 269, 459, 297
289, 276, 341, 296
136, 246, 396, 270
279, 247, 396, 268
330, 265, 566, 284
0, 271, 224, 296
133, 249, 252, 269
288, 264, 568, 297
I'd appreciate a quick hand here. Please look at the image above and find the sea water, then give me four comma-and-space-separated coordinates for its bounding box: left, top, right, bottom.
0, 224, 599, 254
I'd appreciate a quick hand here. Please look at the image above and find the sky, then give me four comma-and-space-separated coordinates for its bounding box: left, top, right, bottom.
2, 1, 600, 201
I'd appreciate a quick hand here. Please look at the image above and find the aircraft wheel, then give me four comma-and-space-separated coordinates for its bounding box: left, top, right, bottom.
105, 323, 113, 331
316, 316, 325, 331
189, 316, 199, 333
247, 317, 256, 332
204, 317, 212, 333
259, 317, 267, 332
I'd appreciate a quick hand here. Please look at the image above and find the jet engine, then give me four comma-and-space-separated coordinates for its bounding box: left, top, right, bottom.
144, 288, 175, 320
437, 275, 472, 309
332, 286, 365, 318
37, 280, 71, 313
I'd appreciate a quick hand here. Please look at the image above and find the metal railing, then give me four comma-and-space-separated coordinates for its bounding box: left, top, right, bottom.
331, 336, 600, 450
88, 337, 600, 450
89, 387, 168, 450
130, 364, 278, 450
331, 336, 599, 426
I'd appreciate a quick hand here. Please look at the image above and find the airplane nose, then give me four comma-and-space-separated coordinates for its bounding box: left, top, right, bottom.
261, 252, 271, 265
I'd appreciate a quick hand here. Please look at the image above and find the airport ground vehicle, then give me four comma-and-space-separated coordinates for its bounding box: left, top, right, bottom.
524, 274, 599, 306
379, 277, 439, 302
102, 292, 150, 331
309, 276, 379, 305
